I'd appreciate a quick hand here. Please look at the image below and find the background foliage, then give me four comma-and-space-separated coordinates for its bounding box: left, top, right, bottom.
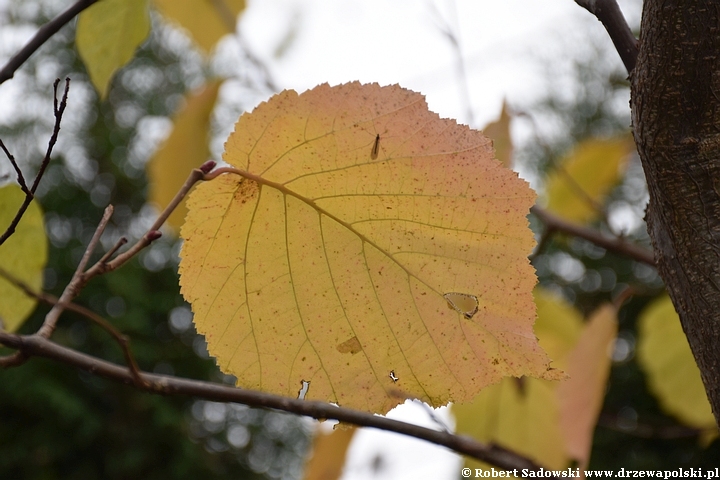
0, 2, 308, 478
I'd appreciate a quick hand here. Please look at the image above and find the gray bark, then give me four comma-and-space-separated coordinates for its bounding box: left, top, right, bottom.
631, 0, 720, 425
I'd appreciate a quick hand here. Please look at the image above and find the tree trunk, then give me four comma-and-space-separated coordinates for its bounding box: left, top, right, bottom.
631, 0, 720, 425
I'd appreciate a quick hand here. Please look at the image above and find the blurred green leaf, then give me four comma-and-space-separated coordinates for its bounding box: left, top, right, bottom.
76, 0, 151, 98
0, 183, 47, 332
545, 136, 633, 224
637, 295, 718, 439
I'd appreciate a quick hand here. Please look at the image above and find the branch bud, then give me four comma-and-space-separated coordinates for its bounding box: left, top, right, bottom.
199, 160, 216, 174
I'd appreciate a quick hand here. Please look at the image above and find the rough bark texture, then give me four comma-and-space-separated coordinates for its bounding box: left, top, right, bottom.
631, 0, 720, 425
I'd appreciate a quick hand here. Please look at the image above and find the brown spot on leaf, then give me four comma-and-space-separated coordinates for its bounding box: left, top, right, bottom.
233, 178, 259, 204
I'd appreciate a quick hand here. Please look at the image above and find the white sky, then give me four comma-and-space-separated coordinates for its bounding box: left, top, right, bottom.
240, 0, 635, 128
235, 1, 640, 478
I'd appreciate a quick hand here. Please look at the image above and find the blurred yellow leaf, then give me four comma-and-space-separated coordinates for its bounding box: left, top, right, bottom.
0, 184, 47, 332
545, 136, 633, 224
637, 295, 717, 436
557, 303, 617, 469
454, 292, 616, 471
482, 100, 512, 169
152, 0, 246, 54
303, 426, 355, 480
76, 0, 150, 98
454, 377, 567, 471
534, 288, 584, 371
454, 288, 581, 472
147, 81, 221, 230
179, 82, 560, 414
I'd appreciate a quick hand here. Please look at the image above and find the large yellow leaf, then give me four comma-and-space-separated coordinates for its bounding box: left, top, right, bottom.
453, 288, 581, 472
302, 426, 355, 480
152, 0, 246, 54
482, 100, 512, 169
545, 136, 633, 224
0, 184, 47, 332
179, 83, 559, 414
557, 303, 617, 469
147, 81, 221, 230
76, 0, 151, 98
637, 295, 717, 434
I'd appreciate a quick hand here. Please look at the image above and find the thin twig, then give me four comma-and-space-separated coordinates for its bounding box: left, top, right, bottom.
235, 32, 279, 93
574, 0, 638, 74
429, 1, 475, 127
37, 161, 213, 338
0, 351, 27, 367
97, 237, 128, 266
0, 0, 100, 84
612, 284, 636, 308
12, 162, 209, 344
0, 331, 558, 476
31, 78, 70, 195
75, 206, 114, 278
36, 205, 114, 338
0, 267, 147, 387
206, 0, 277, 92
85, 163, 214, 278
531, 205, 655, 266
67, 304, 148, 388
597, 412, 713, 440
0, 79, 70, 247
0, 140, 29, 194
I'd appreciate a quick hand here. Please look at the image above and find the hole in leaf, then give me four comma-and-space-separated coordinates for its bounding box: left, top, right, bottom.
297, 380, 310, 400
337, 336, 362, 354
389, 370, 399, 383
443, 292, 479, 319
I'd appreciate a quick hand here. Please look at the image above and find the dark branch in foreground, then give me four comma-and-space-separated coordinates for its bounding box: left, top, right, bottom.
575, 0, 638, 74
0, 0, 99, 84
531, 206, 655, 266
0, 331, 556, 476
0, 140, 29, 194
0, 79, 70, 247
0, 266, 147, 387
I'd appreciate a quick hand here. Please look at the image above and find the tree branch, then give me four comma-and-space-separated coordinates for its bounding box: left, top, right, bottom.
36, 205, 113, 338
0, 78, 70, 247
0, 266, 147, 387
36, 161, 214, 338
85, 161, 214, 278
0, 331, 557, 475
0, 140, 29, 194
32, 78, 70, 194
574, 0, 638, 74
531, 205, 655, 266
631, 0, 720, 426
429, 2, 475, 126
0, 0, 99, 84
